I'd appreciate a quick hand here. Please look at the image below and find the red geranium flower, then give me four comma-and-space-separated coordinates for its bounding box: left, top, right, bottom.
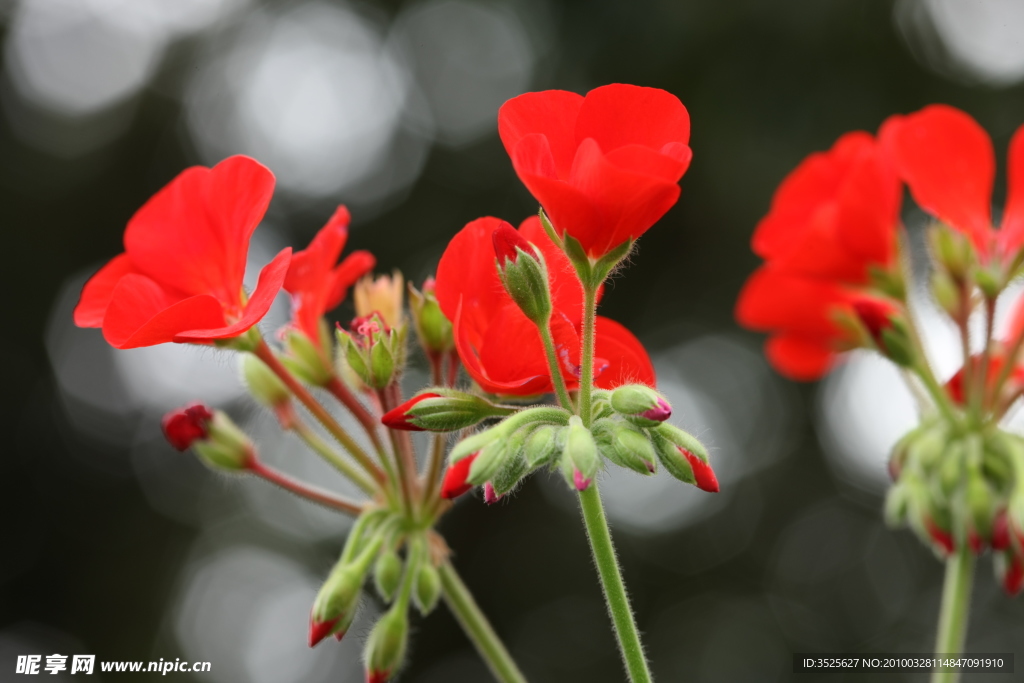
736, 132, 902, 380
434, 216, 655, 395
74, 156, 292, 349
283, 205, 376, 348
498, 84, 691, 259
880, 104, 1024, 260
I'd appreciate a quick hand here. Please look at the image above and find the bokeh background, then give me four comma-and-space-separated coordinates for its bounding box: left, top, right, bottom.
4, 0, 1024, 680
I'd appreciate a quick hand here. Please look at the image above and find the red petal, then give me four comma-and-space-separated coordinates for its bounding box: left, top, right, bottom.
498, 90, 584, 179
102, 274, 226, 349
681, 448, 719, 492
999, 123, 1024, 255
764, 334, 835, 381
441, 453, 478, 499
603, 144, 691, 184
574, 84, 690, 154
593, 316, 655, 388
452, 298, 549, 396
73, 254, 137, 328
324, 250, 376, 312
735, 266, 849, 338
124, 155, 275, 305
880, 106, 993, 252
176, 247, 292, 343
435, 217, 513, 332
285, 205, 350, 295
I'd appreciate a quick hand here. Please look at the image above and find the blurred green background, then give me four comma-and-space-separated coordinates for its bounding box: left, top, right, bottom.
4, 0, 1024, 680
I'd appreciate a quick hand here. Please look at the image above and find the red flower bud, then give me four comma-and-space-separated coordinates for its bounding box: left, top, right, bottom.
441, 454, 478, 499
381, 393, 442, 431
680, 448, 719, 492
492, 223, 534, 263
573, 469, 592, 492
640, 397, 672, 423
1004, 555, 1024, 595
851, 298, 894, 347
993, 510, 1011, 551
308, 615, 341, 647
483, 482, 502, 505
925, 517, 955, 556
367, 671, 391, 683
161, 403, 214, 451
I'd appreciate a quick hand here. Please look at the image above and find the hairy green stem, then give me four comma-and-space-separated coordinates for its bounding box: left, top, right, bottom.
932, 547, 975, 683
540, 321, 575, 410
439, 561, 527, 683
578, 285, 598, 427
578, 484, 652, 683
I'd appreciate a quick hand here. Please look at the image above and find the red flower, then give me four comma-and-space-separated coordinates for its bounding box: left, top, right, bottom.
736, 132, 902, 380
434, 216, 655, 395
284, 206, 376, 348
74, 156, 292, 349
498, 84, 691, 258
880, 104, 1024, 260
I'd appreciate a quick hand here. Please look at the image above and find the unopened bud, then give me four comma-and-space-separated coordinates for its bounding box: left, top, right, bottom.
851, 298, 914, 367
338, 314, 404, 389
240, 354, 290, 408
364, 606, 409, 683
493, 224, 552, 326
564, 416, 599, 484
440, 453, 477, 499
381, 391, 512, 432
492, 447, 528, 496
524, 425, 561, 467
413, 561, 441, 615
925, 516, 955, 556
930, 270, 960, 317
310, 563, 366, 647
609, 385, 669, 423
651, 425, 718, 492
408, 278, 453, 356
483, 481, 503, 504
355, 271, 405, 330
928, 223, 973, 281
374, 549, 403, 603
162, 403, 214, 451
282, 328, 333, 386
468, 440, 512, 485
595, 420, 656, 475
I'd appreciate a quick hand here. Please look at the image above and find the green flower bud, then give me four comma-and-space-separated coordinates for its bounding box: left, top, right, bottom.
370, 340, 395, 389
413, 562, 441, 615
364, 605, 408, 683
408, 279, 454, 356
374, 548, 403, 603
524, 425, 561, 468
468, 440, 510, 485
493, 224, 552, 326
240, 354, 290, 409
192, 412, 255, 472
310, 563, 367, 646
564, 416, 599, 485
594, 419, 655, 475
382, 390, 514, 432
610, 384, 660, 415
492, 449, 529, 496
282, 328, 333, 386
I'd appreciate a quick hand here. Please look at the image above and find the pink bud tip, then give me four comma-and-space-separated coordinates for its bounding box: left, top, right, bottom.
1004, 555, 1024, 596
381, 393, 441, 431
573, 469, 592, 491
925, 517, 955, 556
367, 670, 391, 683
492, 224, 533, 263
483, 481, 503, 505
333, 629, 347, 642
640, 398, 672, 423
680, 448, 719, 492
993, 511, 1011, 551
441, 453, 478, 499
161, 403, 214, 451
851, 298, 895, 346
308, 615, 340, 647
422, 276, 436, 294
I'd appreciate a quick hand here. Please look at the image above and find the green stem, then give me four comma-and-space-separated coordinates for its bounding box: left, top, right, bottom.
438, 561, 527, 683
578, 484, 652, 683
288, 414, 378, 495
931, 547, 975, 683
540, 321, 575, 410
578, 285, 598, 427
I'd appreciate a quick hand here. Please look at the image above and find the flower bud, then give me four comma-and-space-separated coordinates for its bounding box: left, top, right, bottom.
966, 471, 994, 546
408, 278, 454, 356
491, 448, 528, 496
609, 385, 670, 424
493, 224, 552, 326
930, 270, 960, 318
851, 298, 914, 367
374, 549, 403, 603
355, 271, 404, 330
364, 606, 409, 683
524, 425, 561, 467
482, 481, 502, 504
310, 563, 366, 647
381, 390, 513, 432
337, 314, 406, 390
468, 439, 513, 486
998, 552, 1024, 595
925, 516, 955, 556
928, 223, 973, 281
414, 562, 441, 615
652, 424, 718, 492
161, 403, 214, 451
564, 416, 599, 487
594, 420, 656, 475
240, 354, 290, 409
440, 453, 477, 499
282, 328, 333, 386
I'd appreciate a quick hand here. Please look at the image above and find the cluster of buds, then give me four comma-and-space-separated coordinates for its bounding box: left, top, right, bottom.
336, 313, 409, 391
382, 382, 718, 502
886, 422, 1024, 594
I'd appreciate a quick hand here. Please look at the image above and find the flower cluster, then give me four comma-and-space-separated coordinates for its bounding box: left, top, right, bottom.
75, 83, 716, 683
738, 104, 1024, 598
